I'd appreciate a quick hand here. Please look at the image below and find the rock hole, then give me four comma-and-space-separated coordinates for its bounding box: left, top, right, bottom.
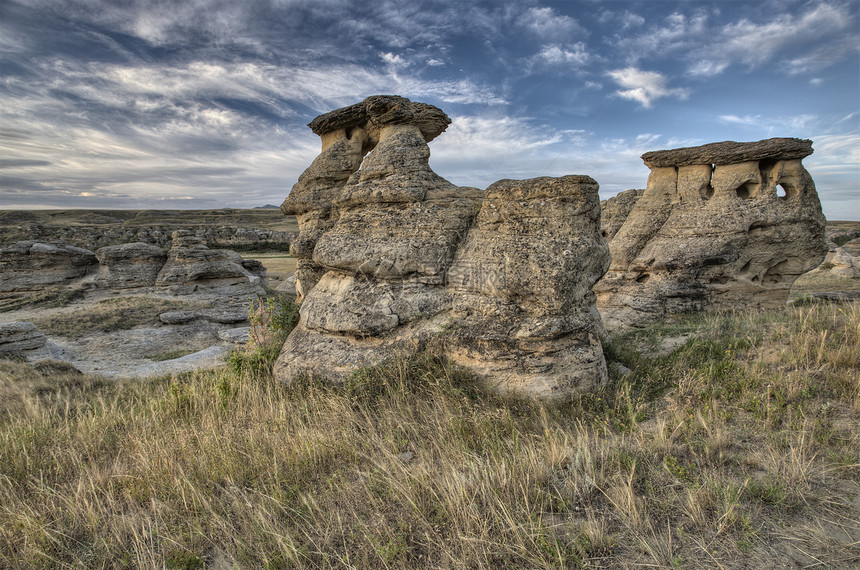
636, 273, 650, 284
776, 185, 787, 199
739, 259, 752, 275
735, 183, 754, 200
601, 230, 607, 238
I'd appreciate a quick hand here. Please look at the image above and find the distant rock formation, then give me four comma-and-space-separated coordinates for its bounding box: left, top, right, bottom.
156, 231, 267, 295
595, 138, 828, 329
0, 234, 266, 297
95, 243, 167, 288
274, 96, 610, 400
0, 241, 97, 292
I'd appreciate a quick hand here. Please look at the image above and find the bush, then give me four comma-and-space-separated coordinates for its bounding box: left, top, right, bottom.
227, 294, 299, 376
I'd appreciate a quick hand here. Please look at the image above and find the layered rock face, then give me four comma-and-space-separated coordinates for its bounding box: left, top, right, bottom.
446, 176, 610, 398
156, 231, 267, 295
595, 138, 828, 329
0, 241, 97, 292
274, 96, 610, 400
95, 243, 167, 288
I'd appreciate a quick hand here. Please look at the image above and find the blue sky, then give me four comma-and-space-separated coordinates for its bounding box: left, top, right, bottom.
1, 0, 858, 219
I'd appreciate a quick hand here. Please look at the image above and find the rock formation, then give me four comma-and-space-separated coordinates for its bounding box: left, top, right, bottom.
95, 243, 167, 288
0, 241, 97, 292
156, 231, 267, 295
0, 321, 47, 355
274, 96, 610, 400
445, 176, 610, 398
595, 138, 828, 329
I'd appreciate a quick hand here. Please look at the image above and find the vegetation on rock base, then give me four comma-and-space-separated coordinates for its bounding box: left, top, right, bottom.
0, 301, 857, 568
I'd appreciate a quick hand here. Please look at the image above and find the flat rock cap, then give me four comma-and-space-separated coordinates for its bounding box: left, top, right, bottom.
641, 138, 813, 168
307, 95, 451, 142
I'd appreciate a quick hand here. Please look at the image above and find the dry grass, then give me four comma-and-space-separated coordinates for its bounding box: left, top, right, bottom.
1, 301, 858, 568
247, 253, 298, 281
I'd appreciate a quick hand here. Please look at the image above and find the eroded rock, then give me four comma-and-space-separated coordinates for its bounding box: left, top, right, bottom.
0, 321, 47, 354
595, 138, 828, 329
95, 243, 167, 288
0, 241, 97, 292
274, 97, 610, 400
445, 176, 610, 398
156, 231, 267, 295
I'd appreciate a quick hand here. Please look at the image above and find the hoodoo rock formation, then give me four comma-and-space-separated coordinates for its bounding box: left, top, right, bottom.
274, 96, 610, 400
595, 138, 828, 329
446, 176, 610, 397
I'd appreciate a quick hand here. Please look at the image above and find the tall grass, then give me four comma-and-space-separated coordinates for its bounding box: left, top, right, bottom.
1, 301, 858, 568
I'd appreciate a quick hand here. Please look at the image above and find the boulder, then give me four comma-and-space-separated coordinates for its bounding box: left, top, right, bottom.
0, 241, 97, 292
445, 176, 610, 399
595, 138, 828, 329
0, 321, 47, 354
95, 242, 167, 288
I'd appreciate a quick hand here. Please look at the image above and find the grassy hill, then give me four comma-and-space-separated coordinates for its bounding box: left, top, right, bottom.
1, 297, 857, 568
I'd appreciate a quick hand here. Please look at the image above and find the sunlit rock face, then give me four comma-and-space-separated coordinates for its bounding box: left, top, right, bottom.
595, 138, 828, 330
445, 176, 610, 399
274, 97, 482, 383
274, 97, 611, 400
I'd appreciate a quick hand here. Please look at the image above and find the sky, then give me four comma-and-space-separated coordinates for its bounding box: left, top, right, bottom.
1, 0, 858, 220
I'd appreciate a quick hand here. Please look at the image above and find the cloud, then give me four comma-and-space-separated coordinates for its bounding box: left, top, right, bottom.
536, 43, 590, 66
607, 68, 690, 108
521, 7, 586, 41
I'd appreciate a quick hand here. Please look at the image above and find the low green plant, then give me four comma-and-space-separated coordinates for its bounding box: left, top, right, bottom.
227, 294, 300, 376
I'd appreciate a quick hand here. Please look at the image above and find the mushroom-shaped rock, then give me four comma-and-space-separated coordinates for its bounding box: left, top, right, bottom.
595, 138, 827, 329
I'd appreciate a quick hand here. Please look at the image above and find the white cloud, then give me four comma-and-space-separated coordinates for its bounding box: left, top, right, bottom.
607, 68, 690, 108
537, 43, 590, 66
522, 7, 586, 41
381, 52, 407, 66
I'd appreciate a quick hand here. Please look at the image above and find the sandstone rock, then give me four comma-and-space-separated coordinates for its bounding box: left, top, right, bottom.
274, 97, 611, 400
445, 176, 610, 399
95, 243, 167, 288
275, 98, 481, 382
0, 321, 47, 354
827, 238, 860, 278
0, 241, 97, 292
158, 308, 249, 325
596, 138, 828, 329
217, 327, 251, 343
281, 95, 456, 301
601, 188, 643, 242
155, 231, 267, 295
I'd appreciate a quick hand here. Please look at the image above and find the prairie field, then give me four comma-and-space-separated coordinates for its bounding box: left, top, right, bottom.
1, 290, 858, 568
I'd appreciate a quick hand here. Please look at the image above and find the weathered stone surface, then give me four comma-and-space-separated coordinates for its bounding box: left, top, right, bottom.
155, 231, 266, 294
281, 96, 457, 301
274, 97, 612, 400
601, 188, 643, 242
275, 108, 477, 382
95, 243, 167, 288
159, 308, 248, 325
641, 138, 813, 168
445, 176, 610, 399
0, 321, 47, 354
0, 241, 97, 292
596, 138, 828, 329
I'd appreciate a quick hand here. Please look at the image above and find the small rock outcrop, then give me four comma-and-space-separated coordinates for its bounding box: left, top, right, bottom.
0, 241, 97, 292
445, 176, 610, 397
0, 321, 48, 355
595, 138, 828, 329
274, 96, 610, 400
156, 231, 267, 295
95, 243, 168, 288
